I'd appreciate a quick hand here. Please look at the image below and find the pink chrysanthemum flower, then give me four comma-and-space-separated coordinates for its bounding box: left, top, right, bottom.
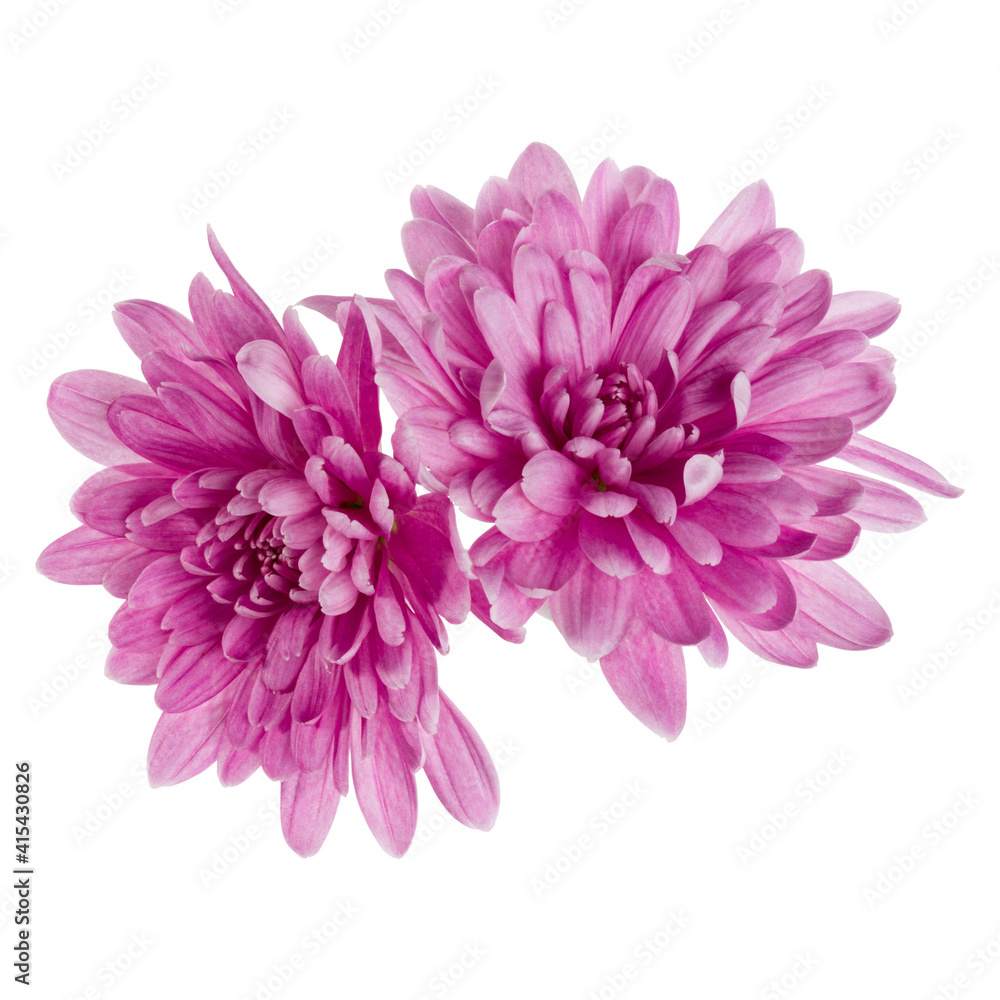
350, 142, 961, 741
37, 233, 507, 857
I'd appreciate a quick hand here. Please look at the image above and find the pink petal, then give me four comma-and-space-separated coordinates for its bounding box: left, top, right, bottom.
815, 290, 901, 338
840, 434, 963, 498
776, 270, 833, 342
785, 466, 865, 516
48, 370, 150, 465
129, 554, 202, 610
474, 175, 532, 231
105, 646, 160, 685
503, 527, 586, 594
719, 612, 818, 667
578, 511, 645, 578
472, 286, 541, 390
493, 483, 567, 541
582, 158, 631, 260
605, 204, 671, 304
549, 561, 632, 660
682, 454, 725, 505
351, 712, 418, 857
600, 620, 686, 739
751, 417, 854, 465
521, 450, 587, 515
235, 340, 305, 417
512, 243, 568, 342
696, 180, 776, 255
641, 560, 716, 645
612, 276, 694, 375
795, 515, 860, 560
373, 563, 406, 646
156, 640, 244, 713
37, 525, 135, 585
146, 680, 235, 786
421, 692, 500, 830
684, 489, 780, 549
520, 189, 591, 258
280, 759, 341, 858
578, 490, 638, 517
847, 475, 926, 532
770, 363, 895, 429
786, 560, 892, 651
401, 218, 474, 282
507, 142, 580, 208
635, 177, 680, 254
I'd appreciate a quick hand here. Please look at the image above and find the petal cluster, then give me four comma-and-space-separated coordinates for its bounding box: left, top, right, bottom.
38, 232, 507, 856
348, 142, 961, 740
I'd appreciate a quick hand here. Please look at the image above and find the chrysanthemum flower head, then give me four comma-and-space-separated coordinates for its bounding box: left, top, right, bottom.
349, 142, 961, 740
37, 231, 507, 856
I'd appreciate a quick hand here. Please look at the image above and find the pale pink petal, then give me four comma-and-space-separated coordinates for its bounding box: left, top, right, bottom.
421, 693, 499, 830
600, 621, 686, 739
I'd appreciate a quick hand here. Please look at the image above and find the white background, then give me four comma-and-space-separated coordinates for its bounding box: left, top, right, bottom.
3, 0, 999, 997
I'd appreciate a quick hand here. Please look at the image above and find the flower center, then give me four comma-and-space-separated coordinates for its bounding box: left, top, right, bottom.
542, 362, 658, 451
199, 509, 305, 614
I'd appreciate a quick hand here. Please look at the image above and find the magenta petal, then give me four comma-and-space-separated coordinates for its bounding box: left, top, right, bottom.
697, 180, 775, 255
401, 218, 474, 282
840, 434, 963, 498
684, 489, 780, 549
600, 621, 686, 739
787, 560, 892, 651
48, 370, 150, 465
719, 611, 818, 668
795, 515, 860, 560
522, 190, 591, 258
549, 561, 632, 660
258, 475, 320, 517
815, 290, 901, 338
129, 555, 201, 610
785, 466, 865, 516
642, 560, 716, 645
472, 286, 541, 390
503, 527, 585, 593
351, 712, 418, 857
612, 276, 694, 375
217, 743, 261, 787
682, 454, 725, 505
507, 141, 580, 208
582, 158, 631, 260
474, 175, 532, 231
605, 204, 671, 304
493, 483, 566, 541
578, 490, 637, 517
109, 601, 167, 651
37, 526, 135, 585
772, 362, 895, 428
847, 475, 926, 533
521, 450, 586, 515
578, 511, 645, 578
776, 269, 833, 342
235, 340, 305, 417
754, 417, 855, 465
337, 297, 384, 451
280, 760, 341, 858
373, 564, 407, 646
421, 693, 499, 830
105, 646, 160, 685
222, 614, 268, 662
156, 640, 244, 713
691, 548, 776, 617
146, 681, 235, 786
